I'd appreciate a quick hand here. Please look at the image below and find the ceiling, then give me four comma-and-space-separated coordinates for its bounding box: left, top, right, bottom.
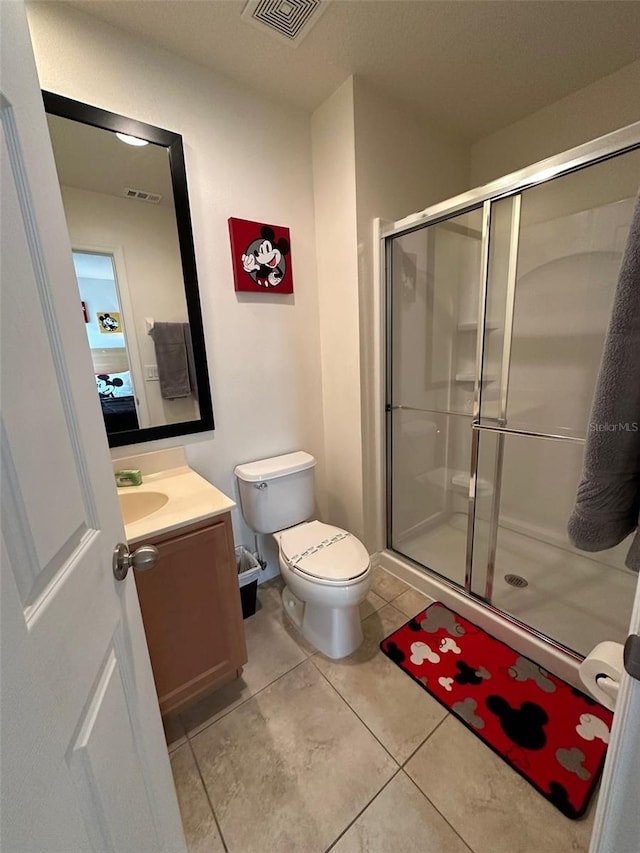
59, 0, 640, 141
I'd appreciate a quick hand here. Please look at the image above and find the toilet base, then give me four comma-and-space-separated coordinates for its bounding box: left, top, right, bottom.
281, 585, 305, 630
282, 585, 364, 659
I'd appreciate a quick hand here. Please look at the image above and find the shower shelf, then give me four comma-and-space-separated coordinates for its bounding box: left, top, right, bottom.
418, 467, 493, 497
455, 373, 497, 384
456, 321, 499, 332
451, 471, 493, 496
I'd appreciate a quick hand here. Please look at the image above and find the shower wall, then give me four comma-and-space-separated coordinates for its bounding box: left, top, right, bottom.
498, 196, 634, 554
470, 60, 640, 186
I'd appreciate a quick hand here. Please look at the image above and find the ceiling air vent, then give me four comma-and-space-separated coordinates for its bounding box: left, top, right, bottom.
123, 188, 162, 204
241, 0, 330, 47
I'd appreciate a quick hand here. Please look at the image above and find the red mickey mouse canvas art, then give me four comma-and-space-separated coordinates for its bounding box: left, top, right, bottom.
228, 217, 294, 294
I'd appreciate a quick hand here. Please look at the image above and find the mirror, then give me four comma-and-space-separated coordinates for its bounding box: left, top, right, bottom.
43, 92, 214, 447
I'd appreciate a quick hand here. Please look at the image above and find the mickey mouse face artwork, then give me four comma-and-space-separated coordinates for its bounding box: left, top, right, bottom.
241, 228, 289, 287
97, 312, 121, 333
95, 374, 123, 398
228, 218, 294, 294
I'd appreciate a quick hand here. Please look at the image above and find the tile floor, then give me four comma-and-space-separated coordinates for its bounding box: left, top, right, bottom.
166, 567, 596, 853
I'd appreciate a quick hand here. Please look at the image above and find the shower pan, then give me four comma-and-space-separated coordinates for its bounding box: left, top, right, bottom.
383, 124, 640, 671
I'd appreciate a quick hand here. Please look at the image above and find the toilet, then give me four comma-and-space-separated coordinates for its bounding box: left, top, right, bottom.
234, 451, 372, 659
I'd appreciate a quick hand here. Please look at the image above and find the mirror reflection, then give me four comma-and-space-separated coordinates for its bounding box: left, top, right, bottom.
44, 103, 212, 445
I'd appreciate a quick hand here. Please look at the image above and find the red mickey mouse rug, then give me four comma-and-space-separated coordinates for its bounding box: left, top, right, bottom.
380, 603, 613, 819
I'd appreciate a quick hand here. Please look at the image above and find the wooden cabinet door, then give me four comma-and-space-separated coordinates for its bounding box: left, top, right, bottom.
134, 515, 247, 714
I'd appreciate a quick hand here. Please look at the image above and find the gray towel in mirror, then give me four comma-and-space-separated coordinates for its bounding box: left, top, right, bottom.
150, 321, 192, 399
568, 191, 640, 571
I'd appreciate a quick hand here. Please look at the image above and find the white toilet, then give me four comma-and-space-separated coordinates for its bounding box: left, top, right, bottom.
234, 451, 372, 659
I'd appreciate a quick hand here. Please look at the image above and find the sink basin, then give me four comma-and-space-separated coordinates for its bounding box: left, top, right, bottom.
118, 490, 169, 524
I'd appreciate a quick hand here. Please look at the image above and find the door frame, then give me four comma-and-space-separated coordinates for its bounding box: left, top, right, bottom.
72, 241, 151, 429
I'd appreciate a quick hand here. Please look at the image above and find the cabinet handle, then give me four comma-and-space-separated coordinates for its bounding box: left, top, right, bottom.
113, 542, 159, 581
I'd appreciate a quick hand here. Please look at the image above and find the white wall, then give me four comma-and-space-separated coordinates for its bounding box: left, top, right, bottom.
310, 79, 362, 539
353, 79, 471, 228
27, 2, 325, 579
471, 59, 640, 186
352, 79, 471, 550
32, 2, 637, 579
309, 77, 471, 549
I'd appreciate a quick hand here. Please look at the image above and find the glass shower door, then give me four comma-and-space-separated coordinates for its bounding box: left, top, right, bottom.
470, 148, 640, 655
388, 207, 484, 586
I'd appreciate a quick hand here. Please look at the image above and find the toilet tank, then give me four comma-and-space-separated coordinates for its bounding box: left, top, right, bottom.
234, 451, 316, 534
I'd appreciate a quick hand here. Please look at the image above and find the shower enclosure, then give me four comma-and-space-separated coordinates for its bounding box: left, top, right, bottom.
385, 126, 640, 659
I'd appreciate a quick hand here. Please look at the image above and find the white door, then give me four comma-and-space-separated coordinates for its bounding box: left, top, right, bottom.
589, 574, 640, 853
0, 4, 186, 851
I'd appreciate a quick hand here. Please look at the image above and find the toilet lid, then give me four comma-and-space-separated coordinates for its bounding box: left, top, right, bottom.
280, 521, 370, 582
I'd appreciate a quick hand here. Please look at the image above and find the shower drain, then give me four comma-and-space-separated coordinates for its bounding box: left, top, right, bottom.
504, 573, 529, 588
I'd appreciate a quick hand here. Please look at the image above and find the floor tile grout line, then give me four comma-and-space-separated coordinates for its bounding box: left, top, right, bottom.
323, 767, 403, 853
186, 737, 229, 853
180, 578, 446, 852
179, 589, 310, 738
401, 768, 475, 853
377, 567, 433, 611
182, 576, 388, 748
178, 577, 418, 840
168, 739, 187, 755
309, 655, 402, 769
183, 655, 310, 741
400, 711, 450, 768
374, 568, 419, 602
401, 715, 488, 853
309, 600, 444, 770
180, 583, 424, 742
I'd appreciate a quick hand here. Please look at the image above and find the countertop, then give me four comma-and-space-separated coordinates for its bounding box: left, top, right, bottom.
119, 466, 236, 544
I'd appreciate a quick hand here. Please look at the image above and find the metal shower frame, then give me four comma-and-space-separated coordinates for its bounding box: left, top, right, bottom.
382, 120, 640, 652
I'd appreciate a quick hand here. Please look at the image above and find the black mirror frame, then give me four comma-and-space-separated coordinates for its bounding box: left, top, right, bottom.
42, 91, 214, 447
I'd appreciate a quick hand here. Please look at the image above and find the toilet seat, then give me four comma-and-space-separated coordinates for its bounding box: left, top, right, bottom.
279, 520, 370, 584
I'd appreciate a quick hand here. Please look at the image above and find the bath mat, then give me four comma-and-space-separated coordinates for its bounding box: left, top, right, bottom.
380, 603, 613, 819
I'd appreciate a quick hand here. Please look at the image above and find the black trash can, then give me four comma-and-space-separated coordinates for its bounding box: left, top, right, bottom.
236, 546, 260, 619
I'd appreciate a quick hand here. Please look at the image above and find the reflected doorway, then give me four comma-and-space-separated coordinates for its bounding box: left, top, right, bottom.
73, 250, 143, 433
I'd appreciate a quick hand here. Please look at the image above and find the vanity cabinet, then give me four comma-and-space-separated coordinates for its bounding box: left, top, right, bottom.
133, 512, 247, 715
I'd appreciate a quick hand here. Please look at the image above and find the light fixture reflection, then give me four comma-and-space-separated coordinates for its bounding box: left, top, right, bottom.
116, 132, 149, 147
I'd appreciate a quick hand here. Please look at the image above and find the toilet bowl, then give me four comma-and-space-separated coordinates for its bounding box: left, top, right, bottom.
274, 520, 372, 659
234, 451, 371, 659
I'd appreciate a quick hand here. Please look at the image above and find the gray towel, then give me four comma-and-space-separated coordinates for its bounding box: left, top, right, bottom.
567, 190, 640, 570
150, 322, 192, 399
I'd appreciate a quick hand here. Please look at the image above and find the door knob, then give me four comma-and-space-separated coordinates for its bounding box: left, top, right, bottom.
113, 542, 159, 581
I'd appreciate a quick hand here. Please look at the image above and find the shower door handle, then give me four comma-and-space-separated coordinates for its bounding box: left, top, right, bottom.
467, 195, 521, 602
496, 194, 521, 426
